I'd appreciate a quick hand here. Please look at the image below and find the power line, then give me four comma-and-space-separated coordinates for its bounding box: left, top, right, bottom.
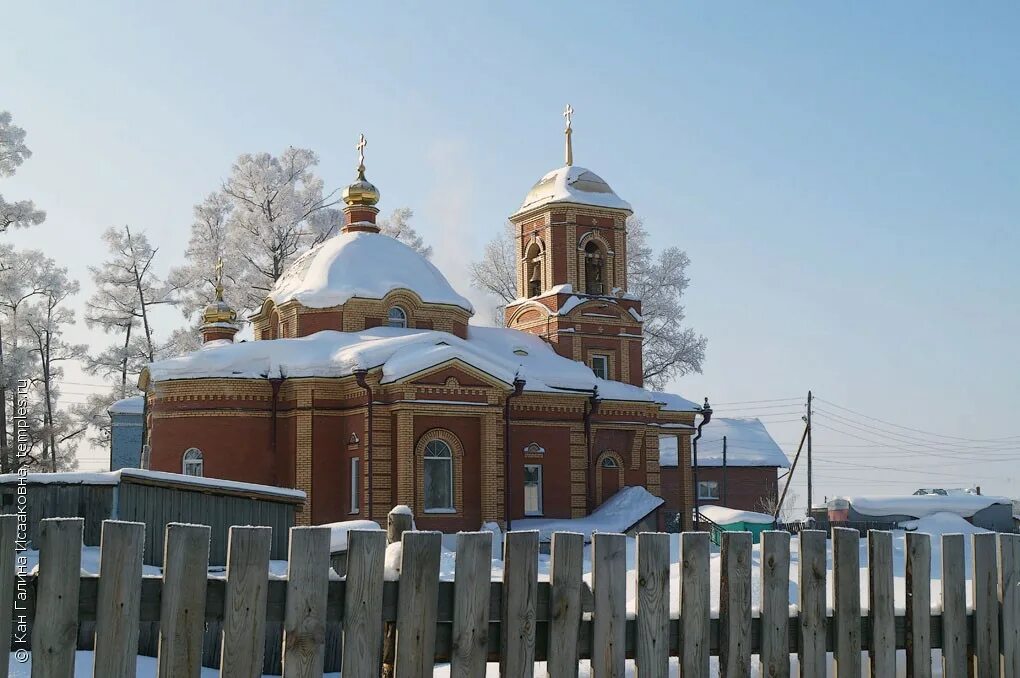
813, 411, 1020, 457
814, 407, 1018, 451
709, 397, 802, 406
811, 420, 1020, 463
815, 397, 1020, 443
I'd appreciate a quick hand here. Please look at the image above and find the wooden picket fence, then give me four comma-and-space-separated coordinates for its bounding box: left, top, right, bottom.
2, 515, 1020, 677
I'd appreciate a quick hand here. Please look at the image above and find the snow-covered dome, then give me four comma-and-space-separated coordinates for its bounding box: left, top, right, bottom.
267, 231, 474, 313
515, 165, 632, 215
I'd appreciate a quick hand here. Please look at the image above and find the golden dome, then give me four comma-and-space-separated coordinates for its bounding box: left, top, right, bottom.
202, 297, 237, 325
342, 168, 380, 207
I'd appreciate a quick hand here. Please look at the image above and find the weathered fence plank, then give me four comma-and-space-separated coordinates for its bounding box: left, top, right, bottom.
450, 532, 491, 678
972, 532, 1000, 678
680, 531, 710, 678
157, 523, 210, 678
32, 517, 83, 678
904, 531, 932, 678
502, 530, 539, 678
720, 531, 751, 678
394, 531, 442, 678
1001, 534, 1020, 678
832, 527, 861, 677
0, 514, 18, 678
221, 526, 272, 678
868, 530, 895, 676
341, 530, 387, 678
547, 532, 583, 678
94, 520, 145, 678
940, 533, 967, 677
593, 532, 627, 678
282, 526, 330, 678
759, 531, 790, 678
798, 530, 826, 678
635, 532, 669, 678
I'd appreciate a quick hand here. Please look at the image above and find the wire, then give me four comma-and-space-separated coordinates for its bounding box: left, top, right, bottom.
813, 412, 1020, 457
709, 397, 803, 406
811, 420, 1020, 463
814, 407, 1018, 451
815, 397, 1020, 443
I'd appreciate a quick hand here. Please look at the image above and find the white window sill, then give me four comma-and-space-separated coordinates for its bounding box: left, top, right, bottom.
348, 510, 360, 515
424, 508, 456, 514
524, 513, 544, 518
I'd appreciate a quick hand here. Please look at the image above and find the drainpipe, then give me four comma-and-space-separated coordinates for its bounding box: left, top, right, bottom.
269, 376, 282, 479
503, 377, 527, 532
354, 369, 373, 518
584, 386, 601, 513
691, 397, 713, 531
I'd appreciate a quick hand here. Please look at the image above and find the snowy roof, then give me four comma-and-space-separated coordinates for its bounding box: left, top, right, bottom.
0, 468, 306, 501
266, 230, 473, 314
658, 417, 789, 467
840, 493, 1012, 519
513, 486, 663, 542
108, 396, 144, 415
514, 165, 632, 216
146, 324, 698, 410
699, 505, 776, 525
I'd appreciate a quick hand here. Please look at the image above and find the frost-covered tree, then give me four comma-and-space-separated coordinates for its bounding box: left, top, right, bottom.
221, 148, 340, 310
0, 246, 84, 471
24, 263, 88, 471
84, 226, 176, 400
469, 216, 706, 389
0, 111, 46, 232
378, 208, 433, 259
167, 192, 240, 320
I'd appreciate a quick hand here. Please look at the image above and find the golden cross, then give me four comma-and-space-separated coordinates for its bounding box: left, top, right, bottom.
214, 257, 224, 300
356, 133, 367, 170
563, 104, 574, 131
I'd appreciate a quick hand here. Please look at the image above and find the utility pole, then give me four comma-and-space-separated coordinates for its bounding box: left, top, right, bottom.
722, 436, 728, 505
806, 390, 813, 521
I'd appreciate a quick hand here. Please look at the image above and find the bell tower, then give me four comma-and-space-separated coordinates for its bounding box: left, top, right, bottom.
504, 108, 645, 387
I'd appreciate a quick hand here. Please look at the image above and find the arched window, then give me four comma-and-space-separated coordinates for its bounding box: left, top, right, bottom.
423, 439, 453, 512
584, 242, 605, 295
525, 241, 544, 297
386, 306, 407, 328
601, 455, 619, 469
269, 310, 281, 339
182, 448, 204, 476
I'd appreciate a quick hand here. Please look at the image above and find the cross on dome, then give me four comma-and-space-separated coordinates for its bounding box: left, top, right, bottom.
563, 104, 574, 166
356, 133, 367, 174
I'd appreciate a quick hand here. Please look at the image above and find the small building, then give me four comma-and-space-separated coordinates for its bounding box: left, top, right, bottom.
109, 395, 145, 470
659, 417, 788, 528
698, 505, 776, 544
0, 469, 304, 566
827, 494, 1015, 532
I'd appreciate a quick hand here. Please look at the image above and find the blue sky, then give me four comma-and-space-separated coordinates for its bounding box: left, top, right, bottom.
3, 2, 1019, 502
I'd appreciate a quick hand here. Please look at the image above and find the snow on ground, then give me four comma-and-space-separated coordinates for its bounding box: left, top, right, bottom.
513, 486, 662, 542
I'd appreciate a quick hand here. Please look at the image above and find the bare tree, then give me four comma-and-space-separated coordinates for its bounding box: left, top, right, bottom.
0, 111, 46, 232
469, 216, 706, 387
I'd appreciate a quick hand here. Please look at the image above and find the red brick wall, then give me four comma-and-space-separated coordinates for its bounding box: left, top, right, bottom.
149, 415, 277, 487
508, 425, 573, 519
695, 466, 780, 513
412, 415, 482, 532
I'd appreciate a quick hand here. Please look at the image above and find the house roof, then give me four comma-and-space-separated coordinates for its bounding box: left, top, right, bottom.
659, 417, 789, 467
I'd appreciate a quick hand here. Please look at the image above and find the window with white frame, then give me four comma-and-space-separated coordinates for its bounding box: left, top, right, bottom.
423, 439, 454, 512
697, 480, 720, 500
182, 448, 203, 476
386, 306, 407, 328
523, 464, 543, 516
350, 457, 361, 514
590, 354, 609, 380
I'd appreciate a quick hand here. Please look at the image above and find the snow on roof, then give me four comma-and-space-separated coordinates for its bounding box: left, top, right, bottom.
687, 418, 789, 468
653, 392, 701, 412
108, 396, 144, 415
699, 505, 776, 525
842, 493, 1011, 519
266, 230, 473, 313
147, 325, 699, 411
514, 165, 632, 215
0, 468, 306, 500
513, 486, 663, 542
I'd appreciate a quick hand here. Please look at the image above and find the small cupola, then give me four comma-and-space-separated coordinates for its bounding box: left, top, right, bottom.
341, 133, 381, 234
200, 258, 239, 344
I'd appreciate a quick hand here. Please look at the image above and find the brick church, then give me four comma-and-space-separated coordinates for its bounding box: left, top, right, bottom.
141, 117, 707, 531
